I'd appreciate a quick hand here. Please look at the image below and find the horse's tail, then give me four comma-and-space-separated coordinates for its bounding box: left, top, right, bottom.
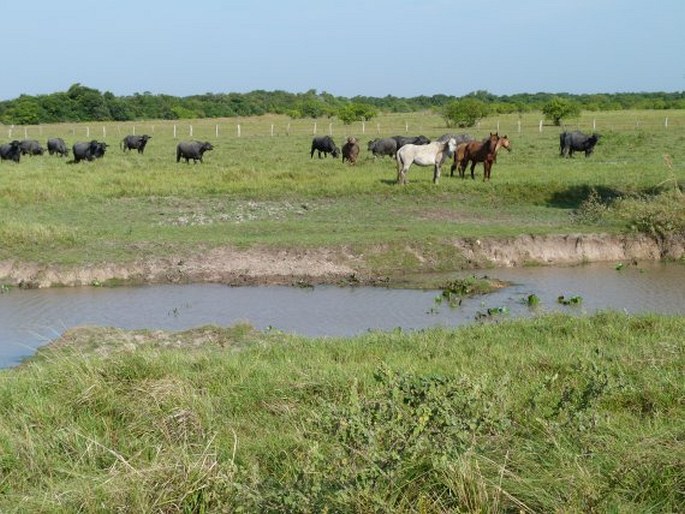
396, 147, 404, 171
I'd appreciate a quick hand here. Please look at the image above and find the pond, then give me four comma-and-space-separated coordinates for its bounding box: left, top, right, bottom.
1, 261, 683, 368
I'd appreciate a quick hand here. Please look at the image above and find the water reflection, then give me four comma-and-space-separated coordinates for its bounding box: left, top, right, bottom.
0, 261, 683, 368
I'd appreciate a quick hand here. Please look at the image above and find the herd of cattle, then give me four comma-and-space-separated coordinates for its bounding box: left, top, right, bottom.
0, 135, 215, 164
0, 129, 601, 183
311, 129, 600, 183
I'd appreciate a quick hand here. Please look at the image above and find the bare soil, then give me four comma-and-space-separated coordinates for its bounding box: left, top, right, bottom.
1, 233, 683, 289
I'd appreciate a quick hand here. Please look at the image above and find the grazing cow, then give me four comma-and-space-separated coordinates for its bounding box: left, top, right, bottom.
436, 133, 474, 146
176, 140, 213, 163
121, 134, 152, 154
47, 137, 69, 157
0, 140, 22, 162
310, 136, 340, 158
396, 137, 458, 184
559, 130, 601, 158
72, 140, 108, 163
367, 137, 398, 158
342, 137, 360, 165
391, 135, 431, 150
19, 139, 44, 156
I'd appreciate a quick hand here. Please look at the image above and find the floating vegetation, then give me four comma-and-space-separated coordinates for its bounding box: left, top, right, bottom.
526, 293, 541, 306
557, 295, 583, 305
435, 275, 494, 309
0, 284, 12, 294
475, 305, 509, 320
615, 262, 624, 271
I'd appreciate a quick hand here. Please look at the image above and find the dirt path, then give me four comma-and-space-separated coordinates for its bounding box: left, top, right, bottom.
1, 233, 683, 289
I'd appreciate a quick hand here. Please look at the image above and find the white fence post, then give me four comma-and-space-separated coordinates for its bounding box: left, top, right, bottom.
24, 127, 28, 138
313, 122, 317, 135
132, 125, 136, 135
189, 125, 193, 137
237, 124, 241, 137
215, 124, 219, 138
173, 125, 177, 139
102, 126, 106, 138
376, 123, 381, 134
665, 117, 669, 128
517, 120, 521, 133
496, 120, 500, 132
405, 121, 408, 133
286, 122, 291, 136
271, 124, 274, 137
593, 119, 596, 131
328, 122, 333, 136
539, 120, 543, 133
362, 121, 365, 134
86, 126, 90, 137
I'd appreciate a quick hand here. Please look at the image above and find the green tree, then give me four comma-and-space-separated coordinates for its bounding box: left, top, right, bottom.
542, 97, 581, 126
337, 103, 377, 125
441, 98, 490, 128
2, 96, 42, 124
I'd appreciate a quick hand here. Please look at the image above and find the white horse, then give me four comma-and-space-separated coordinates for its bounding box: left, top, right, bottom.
396, 137, 457, 185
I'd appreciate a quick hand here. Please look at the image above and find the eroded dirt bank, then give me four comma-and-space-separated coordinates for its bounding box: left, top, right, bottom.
1, 233, 683, 289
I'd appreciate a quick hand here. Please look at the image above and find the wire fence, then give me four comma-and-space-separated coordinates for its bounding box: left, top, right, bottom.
3, 111, 684, 143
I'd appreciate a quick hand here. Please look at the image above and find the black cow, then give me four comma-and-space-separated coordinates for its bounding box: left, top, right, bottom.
176, 140, 213, 163
391, 135, 431, 150
341, 137, 360, 165
436, 133, 474, 145
559, 130, 601, 158
0, 140, 22, 162
72, 140, 108, 163
367, 137, 398, 158
47, 138, 69, 157
19, 139, 44, 156
310, 136, 340, 158
121, 134, 152, 154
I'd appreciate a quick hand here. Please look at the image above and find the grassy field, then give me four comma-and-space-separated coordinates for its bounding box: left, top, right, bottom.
0, 312, 682, 512
0, 111, 683, 512
1, 110, 683, 271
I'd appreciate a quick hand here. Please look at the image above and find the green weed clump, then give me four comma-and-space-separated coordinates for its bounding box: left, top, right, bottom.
0, 313, 682, 512
617, 189, 685, 239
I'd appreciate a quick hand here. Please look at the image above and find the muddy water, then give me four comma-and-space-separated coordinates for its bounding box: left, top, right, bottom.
1, 261, 683, 368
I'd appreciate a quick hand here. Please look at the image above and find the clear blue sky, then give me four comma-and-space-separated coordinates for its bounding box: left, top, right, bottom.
2, 0, 683, 101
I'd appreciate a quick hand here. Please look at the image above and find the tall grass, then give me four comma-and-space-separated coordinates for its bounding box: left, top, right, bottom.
0, 313, 682, 512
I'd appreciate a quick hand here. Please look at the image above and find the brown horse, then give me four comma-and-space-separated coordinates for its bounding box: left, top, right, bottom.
450, 133, 511, 181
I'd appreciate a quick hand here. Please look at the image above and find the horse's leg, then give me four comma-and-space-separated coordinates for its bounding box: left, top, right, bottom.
483, 161, 490, 181
470, 161, 476, 180
396, 154, 407, 184
433, 163, 440, 184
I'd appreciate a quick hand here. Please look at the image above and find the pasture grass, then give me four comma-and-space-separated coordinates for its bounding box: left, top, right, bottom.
0, 110, 683, 271
0, 312, 682, 512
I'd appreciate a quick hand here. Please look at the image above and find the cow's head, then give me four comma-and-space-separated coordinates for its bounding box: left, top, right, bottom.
202, 142, 214, 152
585, 134, 600, 155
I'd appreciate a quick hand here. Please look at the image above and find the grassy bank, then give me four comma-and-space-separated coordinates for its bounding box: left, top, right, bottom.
0, 312, 682, 512
1, 110, 683, 273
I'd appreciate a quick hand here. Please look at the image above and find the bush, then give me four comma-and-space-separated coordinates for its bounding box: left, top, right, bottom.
617, 189, 685, 239
542, 97, 581, 126
441, 99, 490, 128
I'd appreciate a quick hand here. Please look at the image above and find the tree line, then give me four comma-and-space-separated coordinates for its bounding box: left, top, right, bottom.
1, 83, 683, 127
